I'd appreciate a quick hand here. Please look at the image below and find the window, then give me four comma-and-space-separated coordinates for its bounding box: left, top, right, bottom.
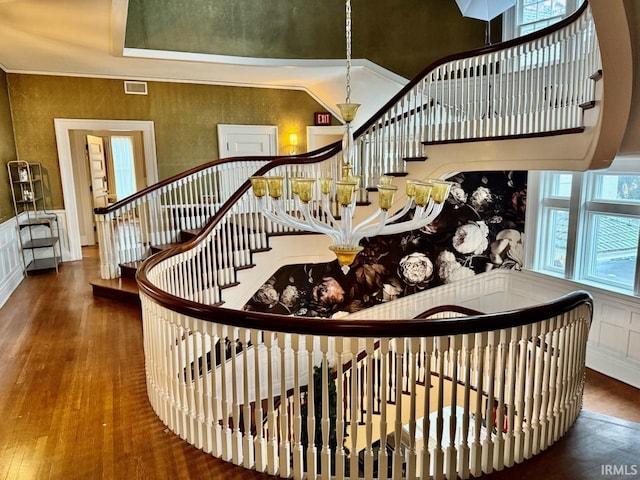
110, 136, 137, 200
503, 0, 578, 40
519, 0, 567, 35
530, 163, 640, 295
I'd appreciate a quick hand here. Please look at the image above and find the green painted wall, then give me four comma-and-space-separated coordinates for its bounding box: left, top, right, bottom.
8, 74, 333, 210
126, 0, 496, 79
0, 69, 17, 223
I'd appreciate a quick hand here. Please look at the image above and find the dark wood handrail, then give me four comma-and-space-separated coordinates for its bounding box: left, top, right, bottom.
412, 304, 484, 319
93, 145, 339, 215
137, 251, 593, 336
136, 1, 593, 338
133, 0, 591, 263
97, 1, 587, 217
351, 0, 589, 140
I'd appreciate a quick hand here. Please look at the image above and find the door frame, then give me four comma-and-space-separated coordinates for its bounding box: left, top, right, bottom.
54, 119, 158, 261
217, 124, 278, 158
306, 125, 344, 152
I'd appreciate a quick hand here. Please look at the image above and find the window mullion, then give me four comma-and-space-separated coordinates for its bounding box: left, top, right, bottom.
564, 171, 585, 279
586, 201, 640, 216
634, 237, 640, 295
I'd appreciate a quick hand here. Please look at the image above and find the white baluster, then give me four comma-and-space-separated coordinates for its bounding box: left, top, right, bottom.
319, 336, 331, 480
264, 331, 278, 475
377, 338, 390, 480
469, 332, 486, 477
278, 333, 291, 478
445, 335, 461, 479
363, 338, 376, 480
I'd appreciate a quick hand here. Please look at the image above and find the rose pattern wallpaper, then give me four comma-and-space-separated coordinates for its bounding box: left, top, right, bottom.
243, 171, 527, 318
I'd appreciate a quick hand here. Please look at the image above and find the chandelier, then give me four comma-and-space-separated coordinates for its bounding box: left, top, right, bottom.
250, 0, 451, 272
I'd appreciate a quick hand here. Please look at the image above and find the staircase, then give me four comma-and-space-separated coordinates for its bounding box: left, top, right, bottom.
90, 2, 625, 310
90, 222, 277, 305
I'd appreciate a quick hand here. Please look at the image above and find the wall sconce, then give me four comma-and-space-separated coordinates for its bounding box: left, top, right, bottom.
289, 133, 298, 155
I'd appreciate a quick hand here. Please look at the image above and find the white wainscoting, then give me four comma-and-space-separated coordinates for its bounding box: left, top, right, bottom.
0, 217, 25, 309
345, 269, 640, 389
510, 271, 640, 390
50, 210, 72, 262
16, 210, 72, 262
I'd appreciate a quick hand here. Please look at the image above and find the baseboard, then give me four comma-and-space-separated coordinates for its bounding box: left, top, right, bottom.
586, 347, 640, 390
0, 217, 25, 309
0, 263, 24, 309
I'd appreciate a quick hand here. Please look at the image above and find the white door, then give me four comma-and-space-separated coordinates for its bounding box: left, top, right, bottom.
306, 125, 344, 151
87, 134, 109, 209
217, 124, 278, 158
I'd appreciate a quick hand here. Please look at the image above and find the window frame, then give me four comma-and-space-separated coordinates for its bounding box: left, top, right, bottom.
502, 0, 579, 41
527, 158, 640, 296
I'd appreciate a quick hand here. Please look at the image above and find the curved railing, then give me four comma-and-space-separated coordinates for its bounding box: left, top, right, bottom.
94, 2, 599, 281
131, 4, 600, 477
138, 276, 593, 479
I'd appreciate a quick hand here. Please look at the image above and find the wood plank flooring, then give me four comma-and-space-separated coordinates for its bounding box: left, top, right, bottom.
0, 246, 638, 479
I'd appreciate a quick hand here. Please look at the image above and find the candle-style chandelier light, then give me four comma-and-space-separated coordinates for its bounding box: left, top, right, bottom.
250, 0, 451, 272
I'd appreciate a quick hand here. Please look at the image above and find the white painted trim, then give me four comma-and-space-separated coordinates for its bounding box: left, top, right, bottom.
341, 267, 640, 388
49, 209, 71, 262
0, 217, 25, 309
54, 119, 158, 261
306, 126, 344, 152
122, 48, 408, 85
586, 348, 640, 390
217, 124, 278, 158
110, 0, 128, 58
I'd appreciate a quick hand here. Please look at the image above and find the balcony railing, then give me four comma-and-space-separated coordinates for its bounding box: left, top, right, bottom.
138, 268, 593, 479
128, 5, 600, 477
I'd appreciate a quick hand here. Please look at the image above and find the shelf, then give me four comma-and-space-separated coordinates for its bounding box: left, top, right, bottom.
12, 178, 41, 184
23, 237, 59, 249
19, 216, 57, 227
16, 197, 44, 204
8, 161, 62, 275
26, 258, 61, 272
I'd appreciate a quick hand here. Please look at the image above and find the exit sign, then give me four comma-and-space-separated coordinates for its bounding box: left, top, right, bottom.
314, 112, 332, 126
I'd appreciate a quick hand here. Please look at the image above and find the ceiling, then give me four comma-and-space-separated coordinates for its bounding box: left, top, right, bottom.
0, 0, 406, 126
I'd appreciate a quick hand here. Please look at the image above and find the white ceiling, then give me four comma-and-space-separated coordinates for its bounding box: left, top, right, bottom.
0, 0, 406, 126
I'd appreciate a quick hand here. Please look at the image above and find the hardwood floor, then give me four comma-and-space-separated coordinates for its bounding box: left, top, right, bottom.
0, 246, 638, 479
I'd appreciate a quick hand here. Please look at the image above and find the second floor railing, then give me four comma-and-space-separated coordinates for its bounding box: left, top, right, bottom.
138, 269, 593, 479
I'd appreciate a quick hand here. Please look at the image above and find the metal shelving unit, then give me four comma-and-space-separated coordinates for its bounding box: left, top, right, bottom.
7, 161, 61, 274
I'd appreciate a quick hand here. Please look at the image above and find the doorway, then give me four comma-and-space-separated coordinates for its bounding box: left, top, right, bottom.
54, 119, 158, 261
69, 130, 147, 246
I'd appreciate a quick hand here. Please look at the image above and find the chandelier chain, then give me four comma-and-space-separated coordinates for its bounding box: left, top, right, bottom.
345, 0, 352, 104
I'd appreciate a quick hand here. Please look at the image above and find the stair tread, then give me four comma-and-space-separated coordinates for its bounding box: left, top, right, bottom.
120, 260, 143, 279
180, 228, 202, 241
121, 260, 143, 269
151, 242, 183, 252
90, 277, 139, 294
90, 277, 140, 305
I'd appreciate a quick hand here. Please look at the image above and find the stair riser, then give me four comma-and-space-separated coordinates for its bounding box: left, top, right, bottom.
92, 284, 140, 305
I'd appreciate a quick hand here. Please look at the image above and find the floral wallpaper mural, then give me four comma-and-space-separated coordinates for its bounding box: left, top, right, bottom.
243, 171, 527, 318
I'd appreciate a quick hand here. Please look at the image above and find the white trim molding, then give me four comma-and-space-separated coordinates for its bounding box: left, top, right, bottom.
54, 119, 158, 261
0, 217, 25, 309
345, 268, 640, 389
